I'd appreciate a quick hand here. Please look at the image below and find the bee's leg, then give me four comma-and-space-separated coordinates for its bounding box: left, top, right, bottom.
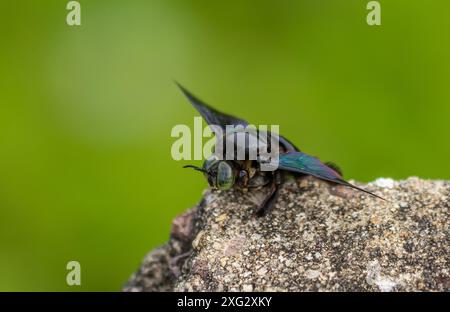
237, 169, 249, 190
255, 171, 283, 217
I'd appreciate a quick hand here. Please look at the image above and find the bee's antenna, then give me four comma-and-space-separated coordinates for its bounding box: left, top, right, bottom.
183, 165, 207, 173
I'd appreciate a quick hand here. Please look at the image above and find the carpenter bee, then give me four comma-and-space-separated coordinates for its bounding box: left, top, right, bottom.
177, 83, 385, 215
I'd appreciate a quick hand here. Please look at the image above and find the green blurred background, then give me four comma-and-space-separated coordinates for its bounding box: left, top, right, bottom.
0, 0, 449, 291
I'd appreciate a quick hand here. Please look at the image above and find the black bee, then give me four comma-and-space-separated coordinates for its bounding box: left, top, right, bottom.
177, 83, 385, 215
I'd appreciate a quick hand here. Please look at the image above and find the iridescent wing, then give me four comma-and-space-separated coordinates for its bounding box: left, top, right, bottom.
279, 151, 386, 200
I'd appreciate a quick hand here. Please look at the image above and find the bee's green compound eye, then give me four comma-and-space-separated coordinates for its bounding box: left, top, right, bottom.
216, 162, 235, 190
203, 155, 219, 172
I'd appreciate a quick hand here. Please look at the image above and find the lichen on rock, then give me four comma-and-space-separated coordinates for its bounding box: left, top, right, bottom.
124, 177, 449, 292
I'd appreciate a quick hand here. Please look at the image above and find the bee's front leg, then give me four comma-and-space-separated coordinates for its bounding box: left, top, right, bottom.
237, 169, 249, 191
236, 159, 255, 191
255, 171, 283, 216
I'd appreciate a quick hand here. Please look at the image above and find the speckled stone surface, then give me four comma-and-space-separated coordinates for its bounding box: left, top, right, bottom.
124, 177, 449, 292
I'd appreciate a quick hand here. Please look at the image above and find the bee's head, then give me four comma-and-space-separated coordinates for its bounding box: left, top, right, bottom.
184, 156, 236, 190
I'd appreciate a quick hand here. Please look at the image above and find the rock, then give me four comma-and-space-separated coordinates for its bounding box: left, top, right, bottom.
123, 177, 449, 292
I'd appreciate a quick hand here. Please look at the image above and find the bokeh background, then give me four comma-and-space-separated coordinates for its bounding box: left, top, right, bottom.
0, 0, 449, 291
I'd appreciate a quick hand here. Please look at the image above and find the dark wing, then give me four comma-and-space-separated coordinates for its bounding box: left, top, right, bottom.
175, 81, 299, 152
175, 82, 248, 130
279, 151, 386, 201
278, 135, 300, 152
324, 161, 342, 176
